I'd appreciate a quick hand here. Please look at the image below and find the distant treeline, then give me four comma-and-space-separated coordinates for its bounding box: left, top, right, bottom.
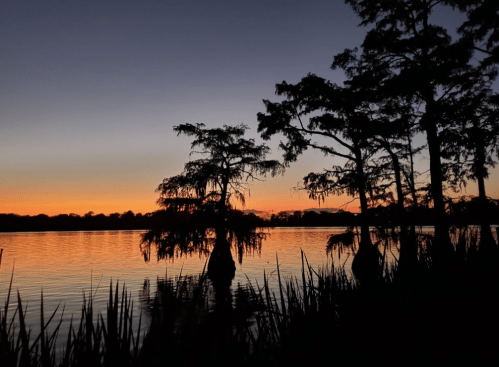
0, 210, 268, 232
1, 198, 498, 232
270, 199, 499, 227
0, 211, 152, 232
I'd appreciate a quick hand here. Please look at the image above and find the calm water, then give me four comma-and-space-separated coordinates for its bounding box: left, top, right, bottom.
3, 226, 495, 356
0, 228, 352, 350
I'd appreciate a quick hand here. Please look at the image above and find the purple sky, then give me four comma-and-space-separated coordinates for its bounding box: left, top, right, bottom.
1, 0, 494, 216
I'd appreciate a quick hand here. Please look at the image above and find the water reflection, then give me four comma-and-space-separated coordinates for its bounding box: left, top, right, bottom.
139, 272, 262, 365
7, 227, 491, 355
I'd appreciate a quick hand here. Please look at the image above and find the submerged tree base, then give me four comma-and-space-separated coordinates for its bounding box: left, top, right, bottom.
207, 240, 236, 290
351, 244, 382, 286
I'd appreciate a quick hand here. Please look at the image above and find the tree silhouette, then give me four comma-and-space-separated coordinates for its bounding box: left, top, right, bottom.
341, 0, 497, 265
332, 48, 426, 273
441, 80, 499, 249
452, 0, 499, 67
140, 123, 283, 287
257, 74, 387, 283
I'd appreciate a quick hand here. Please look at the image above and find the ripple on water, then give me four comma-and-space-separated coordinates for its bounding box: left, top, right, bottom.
0, 228, 354, 353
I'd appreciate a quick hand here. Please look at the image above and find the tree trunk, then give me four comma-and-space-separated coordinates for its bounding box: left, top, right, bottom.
473, 127, 496, 252
381, 140, 417, 276
355, 148, 373, 250
351, 147, 381, 286
404, 133, 420, 270
421, 6, 453, 267
207, 176, 236, 289
424, 112, 454, 264
207, 236, 236, 289
405, 132, 419, 212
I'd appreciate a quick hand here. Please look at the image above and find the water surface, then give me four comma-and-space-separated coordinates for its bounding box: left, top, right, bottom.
0, 228, 352, 346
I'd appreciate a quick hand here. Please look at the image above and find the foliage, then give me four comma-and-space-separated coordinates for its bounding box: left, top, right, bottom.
452, 0, 499, 67
156, 123, 282, 213
440, 84, 499, 188
333, 0, 499, 256
141, 123, 283, 264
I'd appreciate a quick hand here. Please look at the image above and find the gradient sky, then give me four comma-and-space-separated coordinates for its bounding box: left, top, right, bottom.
1, 0, 497, 216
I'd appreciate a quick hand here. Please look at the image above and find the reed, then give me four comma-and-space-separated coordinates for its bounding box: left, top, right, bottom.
241, 229, 499, 366
137, 269, 217, 366
242, 252, 353, 365
0, 249, 143, 367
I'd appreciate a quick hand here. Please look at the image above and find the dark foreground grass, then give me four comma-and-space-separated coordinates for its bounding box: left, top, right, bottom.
139, 228, 499, 366
2, 228, 499, 366
0, 248, 142, 367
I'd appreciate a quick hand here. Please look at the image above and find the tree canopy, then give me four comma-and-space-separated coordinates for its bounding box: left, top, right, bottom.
141, 123, 283, 286
156, 123, 283, 214
258, 0, 499, 279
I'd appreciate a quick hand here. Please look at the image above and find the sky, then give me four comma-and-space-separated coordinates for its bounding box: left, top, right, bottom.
1, 0, 497, 216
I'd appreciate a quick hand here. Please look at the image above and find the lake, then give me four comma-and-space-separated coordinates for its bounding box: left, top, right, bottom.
3, 225, 495, 358
0, 227, 355, 351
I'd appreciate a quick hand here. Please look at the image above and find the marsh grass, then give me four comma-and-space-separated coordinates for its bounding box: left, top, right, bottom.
2, 226, 499, 366
244, 228, 499, 366
0, 248, 143, 367
242, 252, 355, 366
137, 270, 211, 366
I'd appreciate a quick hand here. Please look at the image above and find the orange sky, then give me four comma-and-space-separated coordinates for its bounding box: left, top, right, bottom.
2, 1, 495, 218
3, 147, 499, 217
1, 149, 351, 216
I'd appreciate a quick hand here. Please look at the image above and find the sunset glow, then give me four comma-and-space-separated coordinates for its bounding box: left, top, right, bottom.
1, 1, 497, 217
